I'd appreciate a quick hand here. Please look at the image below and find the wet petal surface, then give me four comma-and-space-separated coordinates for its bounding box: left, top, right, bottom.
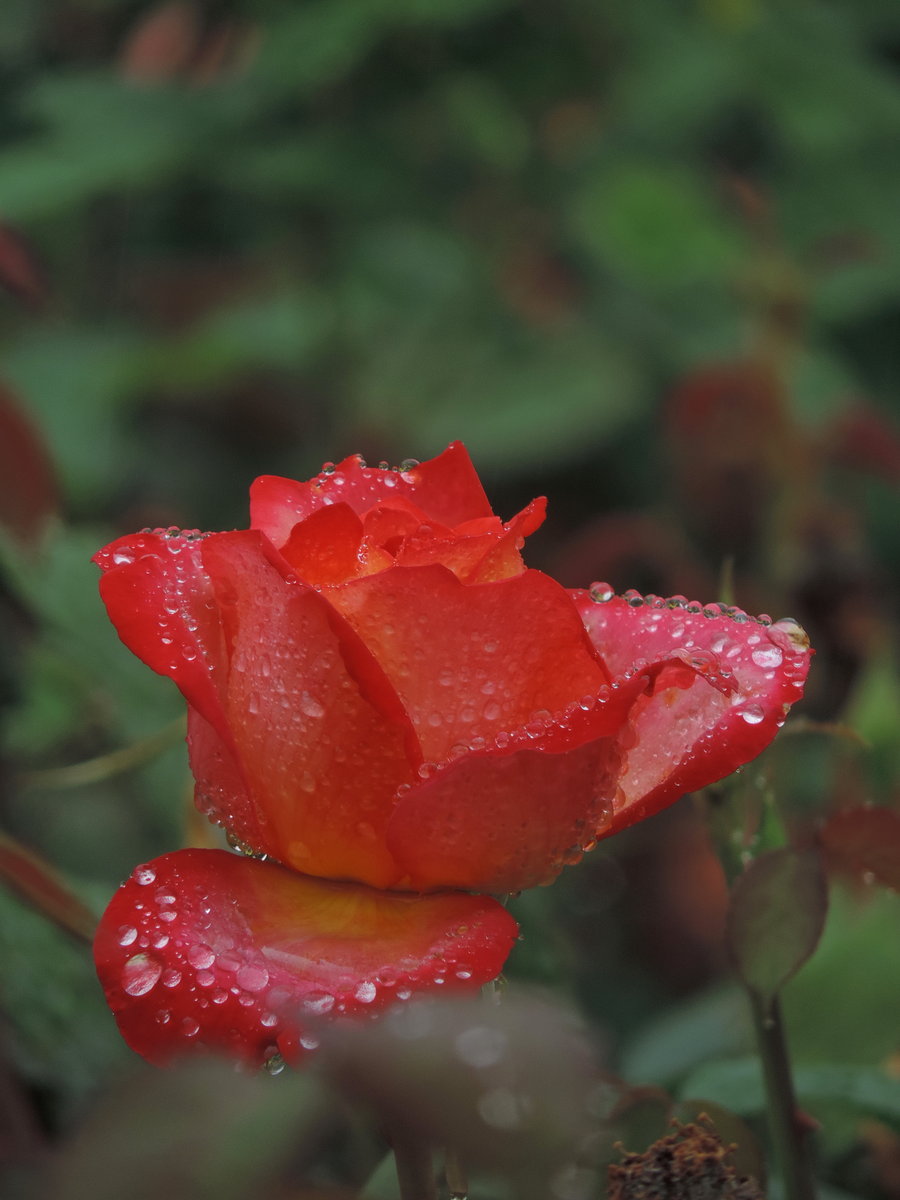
94, 850, 518, 1068
575, 588, 812, 834
330, 564, 609, 764
199, 532, 418, 887
250, 442, 493, 548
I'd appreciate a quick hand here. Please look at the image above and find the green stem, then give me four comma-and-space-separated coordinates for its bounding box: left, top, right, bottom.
391, 1125, 436, 1200
750, 991, 817, 1200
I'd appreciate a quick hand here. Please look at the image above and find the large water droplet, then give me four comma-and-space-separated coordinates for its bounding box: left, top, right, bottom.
188, 944, 216, 970
122, 953, 162, 996
236, 964, 270, 993
132, 865, 156, 886
751, 646, 783, 669
355, 981, 377, 1004
740, 704, 766, 725
117, 925, 138, 947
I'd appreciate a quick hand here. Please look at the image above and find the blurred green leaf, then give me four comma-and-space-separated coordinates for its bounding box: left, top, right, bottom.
726, 848, 828, 1005
680, 1058, 900, 1125
571, 161, 744, 289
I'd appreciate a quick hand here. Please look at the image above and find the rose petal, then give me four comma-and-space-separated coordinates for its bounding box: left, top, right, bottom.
94, 850, 518, 1068
198, 532, 418, 887
574, 588, 812, 834
94, 529, 230, 742
392, 498, 547, 583
388, 736, 626, 893
251, 442, 494, 548
329, 564, 609, 763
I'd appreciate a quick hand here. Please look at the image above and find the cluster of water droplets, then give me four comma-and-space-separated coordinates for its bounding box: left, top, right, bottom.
585, 583, 810, 729
114, 863, 288, 1058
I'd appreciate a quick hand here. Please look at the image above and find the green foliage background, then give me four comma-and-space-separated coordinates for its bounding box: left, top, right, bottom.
1, 1, 900, 1196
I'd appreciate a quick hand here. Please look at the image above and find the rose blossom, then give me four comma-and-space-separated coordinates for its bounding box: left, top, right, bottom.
92, 443, 810, 1066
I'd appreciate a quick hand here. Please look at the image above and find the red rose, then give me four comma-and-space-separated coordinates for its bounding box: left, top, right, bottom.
93, 443, 811, 1066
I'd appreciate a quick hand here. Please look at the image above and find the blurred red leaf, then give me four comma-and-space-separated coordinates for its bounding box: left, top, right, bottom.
821, 806, 900, 892
726, 848, 828, 1005
118, 1, 200, 83
825, 406, 900, 487
0, 223, 48, 310
0, 831, 95, 942
0, 384, 59, 546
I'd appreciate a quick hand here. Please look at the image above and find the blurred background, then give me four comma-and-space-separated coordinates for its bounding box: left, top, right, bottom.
2, 1, 900, 1196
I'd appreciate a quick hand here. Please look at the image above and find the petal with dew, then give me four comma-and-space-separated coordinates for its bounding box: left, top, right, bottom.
574, 588, 812, 835
329, 564, 610, 765
198, 532, 419, 887
94, 850, 518, 1068
251, 442, 494, 548
94, 530, 230, 743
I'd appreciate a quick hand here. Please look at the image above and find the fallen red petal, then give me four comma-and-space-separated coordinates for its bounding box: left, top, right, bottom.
94, 850, 518, 1069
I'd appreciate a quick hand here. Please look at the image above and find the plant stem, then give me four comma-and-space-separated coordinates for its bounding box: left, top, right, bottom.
750, 990, 817, 1200
391, 1125, 437, 1200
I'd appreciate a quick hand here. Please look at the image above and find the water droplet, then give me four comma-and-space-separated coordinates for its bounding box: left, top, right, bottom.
161, 968, 182, 988
181, 1016, 200, 1038
300, 692, 326, 719
122, 953, 162, 996
740, 705, 766, 725
236, 964, 270, 993
303, 991, 335, 1014
188, 944, 215, 970
300, 1033, 320, 1051
117, 925, 138, 947
355, 981, 377, 1004
132, 865, 156, 886
264, 1052, 286, 1075
589, 582, 614, 603
751, 645, 784, 669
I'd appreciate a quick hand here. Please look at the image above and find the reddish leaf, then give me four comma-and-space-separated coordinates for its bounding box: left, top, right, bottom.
118, 1, 200, 83
0, 386, 59, 545
727, 848, 828, 1005
0, 832, 95, 942
0, 224, 48, 310
821, 806, 900, 891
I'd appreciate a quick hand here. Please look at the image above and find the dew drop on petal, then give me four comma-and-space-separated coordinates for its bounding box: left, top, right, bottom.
181, 1016, 200, 1038
740, 704, 766, 725
236, 964, 270, 993
132, 866, 156, 886
303, 991, 335, 1014
188, 944, 216, 970
355, 981, 377, 1004
751, 646, 783, 669
161, 968, 182, 988
122, 953, 163, 997
117, 925, 138, 947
